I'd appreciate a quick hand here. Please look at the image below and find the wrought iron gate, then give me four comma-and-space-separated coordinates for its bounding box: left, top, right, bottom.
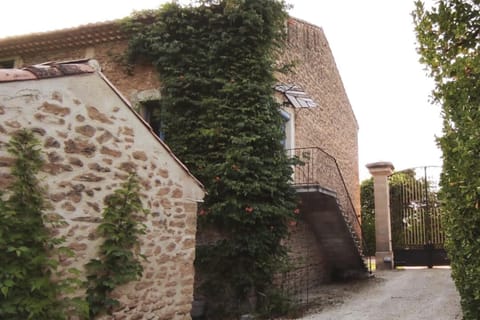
389, 166, 449, 267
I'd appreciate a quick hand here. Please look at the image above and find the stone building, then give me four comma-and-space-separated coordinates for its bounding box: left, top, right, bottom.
0, 61, 205, 320
0, 13, 365, 309
274, 18, 365, 291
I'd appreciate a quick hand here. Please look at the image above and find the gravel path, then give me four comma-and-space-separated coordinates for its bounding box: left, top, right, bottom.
298, 268, 462, 320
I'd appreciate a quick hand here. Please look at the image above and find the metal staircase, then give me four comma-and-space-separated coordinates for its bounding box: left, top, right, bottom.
289, 147, 370, 278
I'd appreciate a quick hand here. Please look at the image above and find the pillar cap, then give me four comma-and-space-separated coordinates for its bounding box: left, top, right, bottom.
366, 161, 394, 176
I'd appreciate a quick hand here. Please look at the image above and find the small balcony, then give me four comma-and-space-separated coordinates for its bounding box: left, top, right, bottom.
287, 147, 368, 279
288, 147, 362, 239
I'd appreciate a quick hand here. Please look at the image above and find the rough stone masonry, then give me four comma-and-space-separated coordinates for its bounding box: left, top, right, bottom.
0, 68, 204, 320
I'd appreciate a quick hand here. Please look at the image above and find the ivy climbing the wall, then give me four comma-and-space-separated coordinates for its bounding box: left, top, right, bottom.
86, 174, 148, 318
0, 129, 86, 319
125, 0, 297, 317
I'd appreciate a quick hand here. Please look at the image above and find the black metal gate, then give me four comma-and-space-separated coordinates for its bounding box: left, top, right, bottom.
389, 166, 449, 267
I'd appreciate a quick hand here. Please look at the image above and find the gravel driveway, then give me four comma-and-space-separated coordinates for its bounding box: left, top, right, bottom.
298, 268, 461, 320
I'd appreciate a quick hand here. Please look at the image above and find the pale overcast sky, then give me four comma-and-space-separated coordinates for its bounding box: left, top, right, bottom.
1, 0, 441, 180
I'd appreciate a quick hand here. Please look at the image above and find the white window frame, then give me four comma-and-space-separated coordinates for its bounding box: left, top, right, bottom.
280, 107, 295, 155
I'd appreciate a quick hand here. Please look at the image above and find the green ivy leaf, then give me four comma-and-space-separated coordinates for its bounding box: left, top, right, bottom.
85, 174, 147, 317
1, 286, 8, 297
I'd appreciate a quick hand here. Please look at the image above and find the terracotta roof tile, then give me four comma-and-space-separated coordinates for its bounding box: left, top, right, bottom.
0, 20, 126, 56
0, 61, 95, 82
0, 69, 37, 82
0, 15, 317, 57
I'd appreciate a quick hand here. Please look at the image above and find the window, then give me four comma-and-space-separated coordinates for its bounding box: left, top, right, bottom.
0, 59, 15, 68
280, 108, 295, 151
140, 100, 166, 140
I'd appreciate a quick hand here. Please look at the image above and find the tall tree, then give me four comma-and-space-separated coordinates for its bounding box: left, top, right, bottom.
414, 1, 480, 318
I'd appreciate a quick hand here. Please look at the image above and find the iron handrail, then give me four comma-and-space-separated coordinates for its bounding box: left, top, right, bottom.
288, 147, 371, 272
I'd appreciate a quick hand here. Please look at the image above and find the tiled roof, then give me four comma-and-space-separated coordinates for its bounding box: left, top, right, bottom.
0, 16, 317, 57
0, 20, 126, 56
0, 60, 95, 82
0, 59, 204, 189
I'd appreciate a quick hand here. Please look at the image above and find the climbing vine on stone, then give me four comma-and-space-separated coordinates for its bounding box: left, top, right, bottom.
0, 129, 86, 319
125, 0, 298, 317
85, 174, 148, 318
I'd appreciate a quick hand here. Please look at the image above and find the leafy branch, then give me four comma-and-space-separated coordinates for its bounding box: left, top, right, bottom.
86, 174, 148, 318
0, 129, 86, 319
414, 1, 480, 318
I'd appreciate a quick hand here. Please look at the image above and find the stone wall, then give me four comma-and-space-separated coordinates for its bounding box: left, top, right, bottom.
278, 220, 329, 296
277, 18, 360, 216
0, 16, 361, 292
20, 41, 161, 106
0, 72, 204, 320
12, 20, 360, 217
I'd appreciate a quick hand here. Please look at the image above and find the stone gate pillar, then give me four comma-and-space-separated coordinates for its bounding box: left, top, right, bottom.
366, 162, 395, 270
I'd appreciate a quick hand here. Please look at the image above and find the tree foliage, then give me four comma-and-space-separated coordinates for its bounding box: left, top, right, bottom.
125, 0, 297, 316
0, 130, 84, 319
414, 1, 480, 318
360, 178, 375, 256
86, 174, 147, 318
